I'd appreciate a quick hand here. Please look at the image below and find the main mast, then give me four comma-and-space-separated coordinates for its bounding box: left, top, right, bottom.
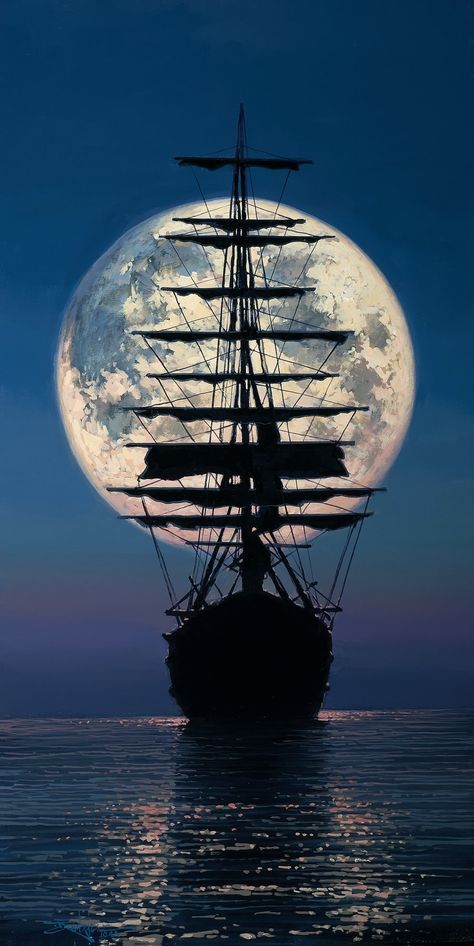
233, 106, 265, 593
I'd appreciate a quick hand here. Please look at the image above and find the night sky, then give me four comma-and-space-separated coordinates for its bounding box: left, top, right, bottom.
0, 0, 472, 715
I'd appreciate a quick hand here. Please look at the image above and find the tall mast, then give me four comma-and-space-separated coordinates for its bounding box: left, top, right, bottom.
234, 106, 255, 592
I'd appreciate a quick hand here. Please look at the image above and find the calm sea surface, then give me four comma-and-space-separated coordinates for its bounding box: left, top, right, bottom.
0, 712, 472, 945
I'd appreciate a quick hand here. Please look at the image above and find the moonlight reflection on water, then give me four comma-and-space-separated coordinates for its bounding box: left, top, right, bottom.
0, 712, 472, 945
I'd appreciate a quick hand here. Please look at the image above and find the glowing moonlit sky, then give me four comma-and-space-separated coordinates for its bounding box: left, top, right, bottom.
1, 0, 472, 714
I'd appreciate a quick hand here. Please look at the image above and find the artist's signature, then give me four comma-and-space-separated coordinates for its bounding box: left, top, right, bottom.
43, 921, 125, 943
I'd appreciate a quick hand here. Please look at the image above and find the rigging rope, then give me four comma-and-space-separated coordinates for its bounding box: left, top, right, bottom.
141, 499, 176, 605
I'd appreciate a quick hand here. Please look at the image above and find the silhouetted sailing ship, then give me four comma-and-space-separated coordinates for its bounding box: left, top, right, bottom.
111, 107, 380, 719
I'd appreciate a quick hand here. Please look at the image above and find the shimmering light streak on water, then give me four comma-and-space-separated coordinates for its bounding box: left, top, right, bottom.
0, 712, 472, 944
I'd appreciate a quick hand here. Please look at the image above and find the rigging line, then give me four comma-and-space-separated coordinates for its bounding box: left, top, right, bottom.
140, 346, 222, 506
280, 416, 308, 589
269, 535, 311, 609
262, 310, 343, 330
327, 523, 355, 608
298, 377, 335, 430
158, 242, 223, 325
246, 272, 307, 287
172, 293, 217, 376
249, 347, 334, 373
157, 313, 222, 328
273, 295, 303, 371
147, 270, 220, 288
249, 230, 302, 394
302, 483, 315, 587
265, 228, 287, 286
337, 471, 380, 490
212, 240, 236, 416
150, 522, 205, 554
236, 205, 335, 516
298, 404, 356, 519
278, 553, 308, 586
244, 166, 291, 301
149, 524, 216, 588
307, 585, 340, 610
302, 406, 356, 455
245, 246, 299, 403
289, 346, 339, 411
244, 176, 294, 416
274, 169, 292, 217
336, 409, 357, 443
132, 414, 194, 529
190, 173, 234, 327
139, 362, 200, 441
246, 144, 306, 160
247, 167, 290, 287
151, 355, 221, 372
280, 507, 307, 594
141, 498, 175, 605
271, 265, 319, 366
185, 541, 217, 563
257, 224, 332, 240
331, 497, 370, 628
199, 529, 239, 604
142, 337, 222, 445
255, 290, 323, 435
301, 474, 376, 495
142, 382, 354, 407
157, 239, 211, 293
194, 231, 237, 573
264, 238, 320, 335
168, 346, 334, 377
192, 179, 241, 584
191, 174, 228, 292
194, 334, 236, 575
201, 145, 235, 155
181, 202, 229, 217
194, 522, 238, 595
134, 412, 159, 444
252, 201, 291, 214
227, 571, 241, 596
192, 171, 222, 219
300, 497, 361, 514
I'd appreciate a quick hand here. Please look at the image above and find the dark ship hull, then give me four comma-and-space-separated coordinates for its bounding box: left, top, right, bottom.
165, 591, 333, 719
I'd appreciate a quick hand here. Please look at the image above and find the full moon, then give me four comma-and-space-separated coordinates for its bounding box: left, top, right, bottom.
57, 199, 415, 544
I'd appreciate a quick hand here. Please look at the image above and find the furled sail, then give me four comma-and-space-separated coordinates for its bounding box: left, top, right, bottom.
157, 285, 313, 299
108, 485, 377, 507
124, 405, 368, 422
146, 370, 338, 383
172, 216, 307, 231
122, 512, 370, 531
174, 156, 312, 171
126, 441, 352, 480
133, 328, 352, 344
162, 233, 334, 249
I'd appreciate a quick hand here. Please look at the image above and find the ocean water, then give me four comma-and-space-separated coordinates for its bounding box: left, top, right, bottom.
0, 712, 472, 945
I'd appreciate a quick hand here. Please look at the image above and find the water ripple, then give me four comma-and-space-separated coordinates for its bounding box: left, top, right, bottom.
0, 712, 472, 944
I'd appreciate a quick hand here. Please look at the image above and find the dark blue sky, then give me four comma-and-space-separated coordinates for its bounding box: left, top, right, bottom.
0, 0, 472, 714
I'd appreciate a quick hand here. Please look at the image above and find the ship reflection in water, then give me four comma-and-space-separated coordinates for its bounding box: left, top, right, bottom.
0, 713, 472, 945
